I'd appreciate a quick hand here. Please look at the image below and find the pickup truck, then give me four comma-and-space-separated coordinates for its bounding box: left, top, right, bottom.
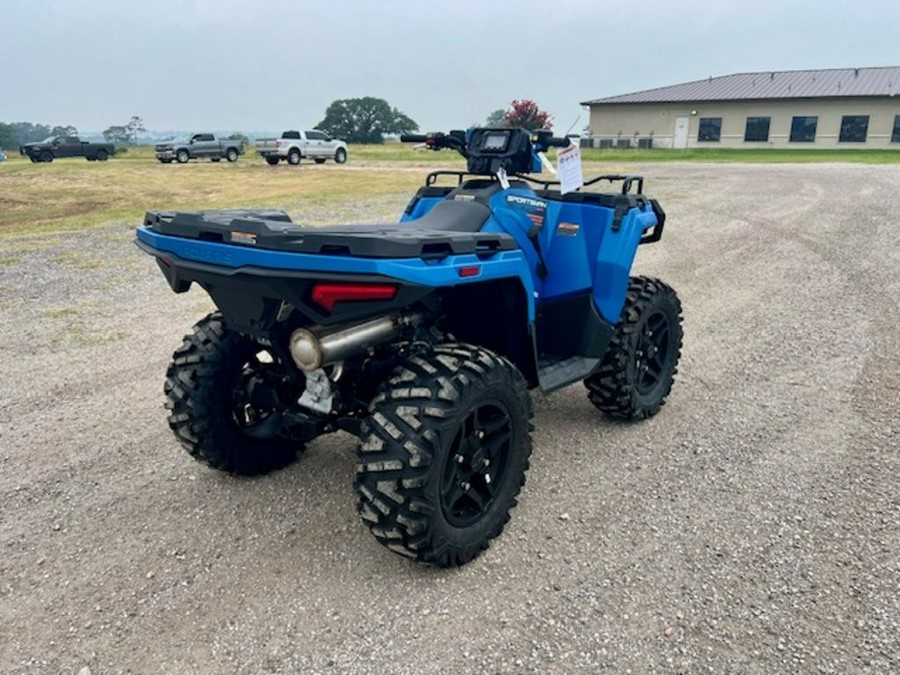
256, 130, 348, 166
155, 133, 245, 164
19, 136, 115, 163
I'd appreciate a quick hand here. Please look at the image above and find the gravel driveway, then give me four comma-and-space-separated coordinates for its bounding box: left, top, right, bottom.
1, 164, 897, 674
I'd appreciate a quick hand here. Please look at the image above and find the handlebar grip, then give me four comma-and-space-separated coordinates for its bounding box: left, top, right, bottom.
400, 134, 428, 143
545, 137, 572, 148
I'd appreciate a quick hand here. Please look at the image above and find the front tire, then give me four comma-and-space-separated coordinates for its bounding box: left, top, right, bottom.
176, 149, 190, 164
356, 344, 532, 567
164, 313, 305, 475
584, 276, 683, 420
40, 151, 53, 163
334, 148, 347, 164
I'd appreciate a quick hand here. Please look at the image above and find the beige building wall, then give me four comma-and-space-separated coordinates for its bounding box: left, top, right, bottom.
586, 98, 900, 149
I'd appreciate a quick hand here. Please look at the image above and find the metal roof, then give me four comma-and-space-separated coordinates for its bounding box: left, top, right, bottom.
580, 67, 900, 105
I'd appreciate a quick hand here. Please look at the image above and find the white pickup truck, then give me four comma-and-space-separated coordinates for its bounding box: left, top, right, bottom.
256, 130, 348, 166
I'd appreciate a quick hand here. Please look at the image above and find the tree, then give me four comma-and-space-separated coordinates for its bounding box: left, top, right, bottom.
484, 109, 506, 127
317, 97, 418, 144
226, 132, 249, 142
0, 123, 16, 149
9, 122, 52, 143
126, 116, 146, 145
503, 99, 553, 130
50, 125, 78, 137
102, 125, 130, 145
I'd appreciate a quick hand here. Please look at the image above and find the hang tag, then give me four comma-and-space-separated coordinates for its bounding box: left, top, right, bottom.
537, 151, 557, 175
496, 166, 510, 190
556, 142, 584, 195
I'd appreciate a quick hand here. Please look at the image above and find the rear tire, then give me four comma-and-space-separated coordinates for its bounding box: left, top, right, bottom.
584, 276, 682, 420
164, 313, 305, 475
314, 158, 326, 164
287, 148, 301, 165
176, 149, 189, 164
226, 148, 239, 162
96, 149, 108, 161
334, 148, 347, 164
211, 157, 221, 162
265, 156, 280, 166
356, 344, 532, 566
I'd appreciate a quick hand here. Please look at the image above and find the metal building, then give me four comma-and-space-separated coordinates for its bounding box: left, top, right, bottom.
581, 66, 900, 149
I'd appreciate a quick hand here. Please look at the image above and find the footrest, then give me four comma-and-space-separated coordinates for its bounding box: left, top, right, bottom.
537, 355, 598, 393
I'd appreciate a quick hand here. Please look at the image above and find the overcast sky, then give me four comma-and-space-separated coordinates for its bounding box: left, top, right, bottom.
3, 0, 899, 135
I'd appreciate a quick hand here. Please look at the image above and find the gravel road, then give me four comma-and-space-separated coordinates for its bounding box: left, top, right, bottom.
1, 164, 898, 674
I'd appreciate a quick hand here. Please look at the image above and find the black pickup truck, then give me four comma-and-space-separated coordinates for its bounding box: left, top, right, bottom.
20, 136, 115, 163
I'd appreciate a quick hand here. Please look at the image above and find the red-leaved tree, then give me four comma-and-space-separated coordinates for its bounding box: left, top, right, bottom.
503, 99, 553, 130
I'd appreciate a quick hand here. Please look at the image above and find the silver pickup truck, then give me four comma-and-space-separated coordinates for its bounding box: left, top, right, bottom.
155, 133, 245, 164
256, 130, 348, 166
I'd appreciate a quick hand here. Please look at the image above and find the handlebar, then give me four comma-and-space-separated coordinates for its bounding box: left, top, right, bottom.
401, 132, 467, 156
544, 136, 572, 148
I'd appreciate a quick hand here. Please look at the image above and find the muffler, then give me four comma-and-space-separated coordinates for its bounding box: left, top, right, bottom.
289, 311, 425, 371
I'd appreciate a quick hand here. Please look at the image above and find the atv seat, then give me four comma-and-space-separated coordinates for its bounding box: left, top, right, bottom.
403, 199, 490, 233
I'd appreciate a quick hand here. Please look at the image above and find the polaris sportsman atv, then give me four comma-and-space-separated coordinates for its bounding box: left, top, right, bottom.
135, 127, 683, 567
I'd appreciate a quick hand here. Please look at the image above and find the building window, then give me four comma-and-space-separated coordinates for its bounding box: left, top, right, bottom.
893, 116, 900, 143
698, 117, 722, 142
839, 115, 869, 143
790, 116, 818, 142
744, 117, 771, 142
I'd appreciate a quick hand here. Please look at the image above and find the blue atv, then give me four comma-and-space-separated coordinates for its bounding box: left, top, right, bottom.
135, 127, 683, 566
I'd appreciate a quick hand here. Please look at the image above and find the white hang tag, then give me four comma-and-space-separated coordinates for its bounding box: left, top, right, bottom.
496, 166, 510, 190
557, 142, 584, 195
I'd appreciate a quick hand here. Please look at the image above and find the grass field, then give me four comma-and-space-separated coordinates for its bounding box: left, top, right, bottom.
0, 150, 438, 238
2, 142, 899, 238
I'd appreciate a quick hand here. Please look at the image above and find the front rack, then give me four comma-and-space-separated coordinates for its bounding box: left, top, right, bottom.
424, 170, 644, 195
515, 173, 644, 195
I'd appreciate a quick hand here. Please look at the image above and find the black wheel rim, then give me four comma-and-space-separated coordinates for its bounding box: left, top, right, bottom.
440, 401, 512, 527
635, 310, 672, 395
230, 350, 298, 439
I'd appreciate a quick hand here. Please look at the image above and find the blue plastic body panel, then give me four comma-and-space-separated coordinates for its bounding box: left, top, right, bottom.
135, 226, 537, 320
539, 199, 656, 322
397, 184, 658, 324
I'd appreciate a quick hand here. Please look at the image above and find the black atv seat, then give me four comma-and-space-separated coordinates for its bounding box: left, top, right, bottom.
401, 199, 490, 233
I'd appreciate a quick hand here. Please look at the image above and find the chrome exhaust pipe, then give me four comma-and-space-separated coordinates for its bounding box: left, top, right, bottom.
289, 312, 425, 371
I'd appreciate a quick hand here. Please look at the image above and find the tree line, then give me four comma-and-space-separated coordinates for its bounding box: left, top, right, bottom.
1, 98, 552, 150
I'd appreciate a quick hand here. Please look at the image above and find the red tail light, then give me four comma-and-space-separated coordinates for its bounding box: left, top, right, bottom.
311, 282, 398, 313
